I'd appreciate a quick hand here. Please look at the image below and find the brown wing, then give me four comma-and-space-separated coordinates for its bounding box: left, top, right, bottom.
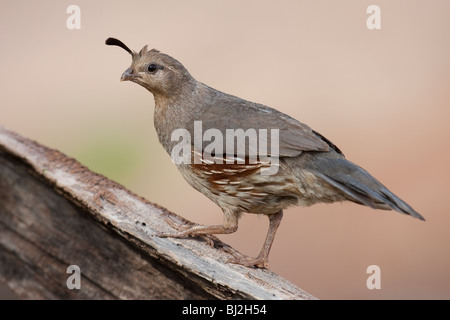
188, 149, 285, 212
189, 89, 330, 158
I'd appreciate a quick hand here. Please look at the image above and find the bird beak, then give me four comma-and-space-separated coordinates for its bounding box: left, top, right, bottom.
120, 68, 141, 82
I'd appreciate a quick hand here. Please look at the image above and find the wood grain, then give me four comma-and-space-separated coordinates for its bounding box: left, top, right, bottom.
0, 126, 315, 300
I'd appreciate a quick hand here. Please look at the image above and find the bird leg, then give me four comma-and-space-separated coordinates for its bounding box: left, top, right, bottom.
159, 213, 199, 232
158, 224, 238, 237
155, 211, 239, 247
156, 210, 283, 268
227, 210, 283, 268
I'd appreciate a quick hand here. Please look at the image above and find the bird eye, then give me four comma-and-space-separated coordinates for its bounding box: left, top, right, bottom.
147, 63, 159, 73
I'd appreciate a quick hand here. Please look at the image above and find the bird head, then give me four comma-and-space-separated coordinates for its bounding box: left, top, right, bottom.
106, 37, 194, 98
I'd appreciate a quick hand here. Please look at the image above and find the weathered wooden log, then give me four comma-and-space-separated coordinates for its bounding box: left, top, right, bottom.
0, 126, 315, 300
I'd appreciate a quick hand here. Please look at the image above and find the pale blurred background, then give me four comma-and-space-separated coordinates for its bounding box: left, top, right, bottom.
1, 0, 449, 299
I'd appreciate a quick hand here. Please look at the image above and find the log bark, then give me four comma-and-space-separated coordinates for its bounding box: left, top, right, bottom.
0, 126, 315, 300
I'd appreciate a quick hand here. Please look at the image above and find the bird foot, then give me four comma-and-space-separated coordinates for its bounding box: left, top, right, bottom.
226, 255, 269, 269
225, 249, 269, 268
159, 213, 197, 232
155, 224, 216, 248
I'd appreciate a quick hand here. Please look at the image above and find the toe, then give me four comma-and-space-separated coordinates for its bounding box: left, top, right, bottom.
154, 230, 190, 238
226, 256, 269, 269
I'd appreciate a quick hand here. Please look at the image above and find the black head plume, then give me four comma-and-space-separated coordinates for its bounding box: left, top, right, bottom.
105, 37, 133, 55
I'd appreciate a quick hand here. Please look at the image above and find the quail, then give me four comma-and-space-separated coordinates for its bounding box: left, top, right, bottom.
106, 37, 424, 268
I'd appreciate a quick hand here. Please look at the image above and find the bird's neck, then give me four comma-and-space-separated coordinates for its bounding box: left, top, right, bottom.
152, 81, 203, 155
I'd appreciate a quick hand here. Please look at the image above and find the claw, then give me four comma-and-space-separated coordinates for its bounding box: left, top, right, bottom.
161, 215, 197, 232
224, 248, 270, 268
154, 229, 216, 248
226, 256, 269, 269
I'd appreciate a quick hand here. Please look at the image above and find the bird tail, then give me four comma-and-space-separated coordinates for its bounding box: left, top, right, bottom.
307, 156, 425, 221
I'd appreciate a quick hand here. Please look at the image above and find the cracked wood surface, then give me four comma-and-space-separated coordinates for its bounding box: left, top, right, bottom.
0, 126, 315, 300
